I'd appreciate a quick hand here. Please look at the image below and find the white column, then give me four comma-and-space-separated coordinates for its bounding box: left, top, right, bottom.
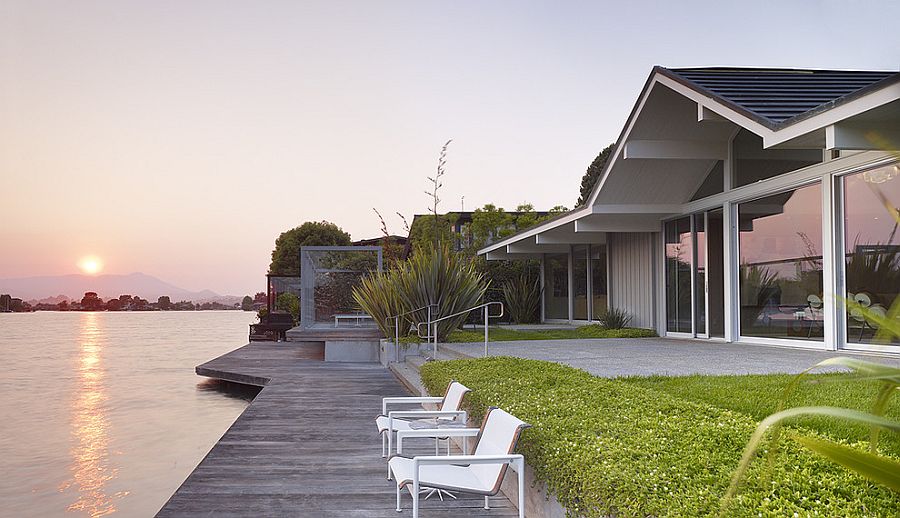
722, 202, 738, 342
821, 175, 840, 350
586, 245, 594, 322
539, 254, 546, 323
567, 247, 574, 322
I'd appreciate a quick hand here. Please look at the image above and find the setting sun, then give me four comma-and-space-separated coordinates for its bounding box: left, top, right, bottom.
78, 256, 104, 275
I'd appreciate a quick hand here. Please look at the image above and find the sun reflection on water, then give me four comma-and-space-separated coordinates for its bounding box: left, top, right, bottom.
59, 312, 122, 517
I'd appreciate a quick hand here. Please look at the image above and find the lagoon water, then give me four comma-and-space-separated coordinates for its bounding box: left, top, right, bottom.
0, 311, 259, 517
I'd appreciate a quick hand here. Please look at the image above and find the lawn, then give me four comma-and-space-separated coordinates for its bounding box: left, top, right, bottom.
621, 372, 900, 454
420, 357, 900, 517
446, 324, 656, 342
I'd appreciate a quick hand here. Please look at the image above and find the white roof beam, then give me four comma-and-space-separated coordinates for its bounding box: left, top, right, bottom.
591, 204, 682, 214
485, 250, 540, 261
575, 218, 662, 233
825, 122, 900, 151
507, 239, 570, 254
697, 104, 731, 123
536, 232, 606, 245
623, 139, 728, 160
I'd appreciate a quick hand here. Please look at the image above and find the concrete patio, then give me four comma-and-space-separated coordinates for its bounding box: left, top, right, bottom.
442, 337, 900, 378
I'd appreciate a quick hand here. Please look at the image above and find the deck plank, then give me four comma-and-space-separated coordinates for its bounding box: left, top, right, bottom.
156, 342, 516, 517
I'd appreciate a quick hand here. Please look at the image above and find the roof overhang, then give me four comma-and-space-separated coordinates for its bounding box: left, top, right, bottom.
478, 65, 899, 260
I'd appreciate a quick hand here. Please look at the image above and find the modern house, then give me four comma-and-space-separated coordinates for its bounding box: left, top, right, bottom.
479, 66, 900, 353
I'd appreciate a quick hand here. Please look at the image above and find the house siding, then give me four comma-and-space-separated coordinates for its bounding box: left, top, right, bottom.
609, 232, 658, 329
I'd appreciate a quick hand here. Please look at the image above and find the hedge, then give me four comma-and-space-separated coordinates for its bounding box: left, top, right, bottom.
419, 357, 900, 517
447, 325, 656, 343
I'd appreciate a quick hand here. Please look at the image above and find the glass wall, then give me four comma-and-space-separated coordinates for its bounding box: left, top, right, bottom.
738, 183, 823, 340
573, 246, 588, 320
665, 217, 693, 333
842, 163, 900, 346
544, 253, 569, 320
694, 216, 707, 335
706, 209, 726, 338
591, 245, 608, 318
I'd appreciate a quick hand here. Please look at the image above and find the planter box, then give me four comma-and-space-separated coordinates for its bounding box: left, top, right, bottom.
324, 339, 380, 362
379, 339, 424, 365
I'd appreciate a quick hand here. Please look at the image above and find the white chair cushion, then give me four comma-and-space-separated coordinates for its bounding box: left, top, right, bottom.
375, 415, 412, 434
388, 456, 494, 494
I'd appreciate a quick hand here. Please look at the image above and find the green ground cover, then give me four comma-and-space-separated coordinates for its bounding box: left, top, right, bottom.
446, 324, 656, 342
420, 357, 900, 517
621, 372, 900, 454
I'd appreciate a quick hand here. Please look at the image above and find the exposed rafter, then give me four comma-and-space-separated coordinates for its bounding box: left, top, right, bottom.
623, 139, 729, 160
825, 122, 900, 151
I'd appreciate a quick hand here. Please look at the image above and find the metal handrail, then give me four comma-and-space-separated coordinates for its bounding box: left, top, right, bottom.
385, 304, 439, 362
416, 301, 504, 359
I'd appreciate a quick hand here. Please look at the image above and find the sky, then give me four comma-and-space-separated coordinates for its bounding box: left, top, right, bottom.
2, 1, 899, 295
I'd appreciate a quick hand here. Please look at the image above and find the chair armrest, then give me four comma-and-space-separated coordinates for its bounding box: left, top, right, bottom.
414, 454, 523, 466
410, 455, 525, 488
382, 397, 443, 414
387, 410, 466, 419
396, 427, 480, 453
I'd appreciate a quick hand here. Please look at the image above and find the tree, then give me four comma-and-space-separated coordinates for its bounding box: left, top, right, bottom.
241, 295, 253, 311
253, 292, 267, 304
158, 296, 171, 310
408, 213, 458, 254
268, 221, 352, 275
81, 292, 104, 311
577, 143, 615, 206
470, 204, 514, 251
275, 292, 300, 322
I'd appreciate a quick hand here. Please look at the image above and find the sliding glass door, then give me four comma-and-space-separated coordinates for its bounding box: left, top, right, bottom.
665, 217, 693, 333
841, 163, 899, 347
665, 211, 724, 338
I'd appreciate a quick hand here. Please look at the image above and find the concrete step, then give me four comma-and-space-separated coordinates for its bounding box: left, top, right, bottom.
388, 360, 427, 396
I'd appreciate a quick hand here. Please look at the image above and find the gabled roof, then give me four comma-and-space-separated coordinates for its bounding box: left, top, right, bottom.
661, 67, 899, 129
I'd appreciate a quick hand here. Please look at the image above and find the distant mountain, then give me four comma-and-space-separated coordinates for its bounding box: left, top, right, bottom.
0, 272, 236, 303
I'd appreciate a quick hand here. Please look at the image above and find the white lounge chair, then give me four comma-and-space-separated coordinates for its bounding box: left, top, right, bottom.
376, 380, 471, 471
389, 407, 530, 518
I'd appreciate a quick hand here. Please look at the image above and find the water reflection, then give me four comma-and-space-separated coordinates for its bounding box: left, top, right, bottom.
61, 312, 121, 516
196, 378, 261, 402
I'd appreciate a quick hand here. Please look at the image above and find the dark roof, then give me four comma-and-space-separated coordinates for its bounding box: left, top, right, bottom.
661, 67, 899, 128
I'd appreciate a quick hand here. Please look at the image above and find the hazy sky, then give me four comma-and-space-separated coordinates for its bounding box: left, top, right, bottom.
2, 1, 899, 295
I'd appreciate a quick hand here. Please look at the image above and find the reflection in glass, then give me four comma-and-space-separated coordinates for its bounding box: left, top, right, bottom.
738, 183, 823, 340
706, 209, 726, 338
62, 312, 120, 516
695, 216, 707, 334
591, 245, 608, 318
843, 163, 900, 345
665, 217, 692, 333
573, 246, 588, 320
543, 253, 568, 319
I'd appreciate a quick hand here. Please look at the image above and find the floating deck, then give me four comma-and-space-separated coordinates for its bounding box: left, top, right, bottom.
156, 342, 516, 517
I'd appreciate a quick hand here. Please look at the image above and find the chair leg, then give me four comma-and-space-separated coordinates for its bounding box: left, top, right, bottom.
517, 461, 525, 518
382, 432, 387, 458
396, 483, 402, 512
484, 495, 490, 509
413, 483, 420, 518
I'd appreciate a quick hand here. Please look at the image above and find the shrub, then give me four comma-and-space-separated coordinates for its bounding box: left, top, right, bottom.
446, 325, 655, 343
420, 357, 900, 517
352, 268, 406, 339
595, 307, 632, 329
353, 245, 487, 341
501, 273, 540, 324
394, 245, 487, 340
274, 292, 299, 322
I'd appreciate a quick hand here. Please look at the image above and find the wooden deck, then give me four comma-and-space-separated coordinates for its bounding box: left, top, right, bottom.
156, 342, 517, 517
